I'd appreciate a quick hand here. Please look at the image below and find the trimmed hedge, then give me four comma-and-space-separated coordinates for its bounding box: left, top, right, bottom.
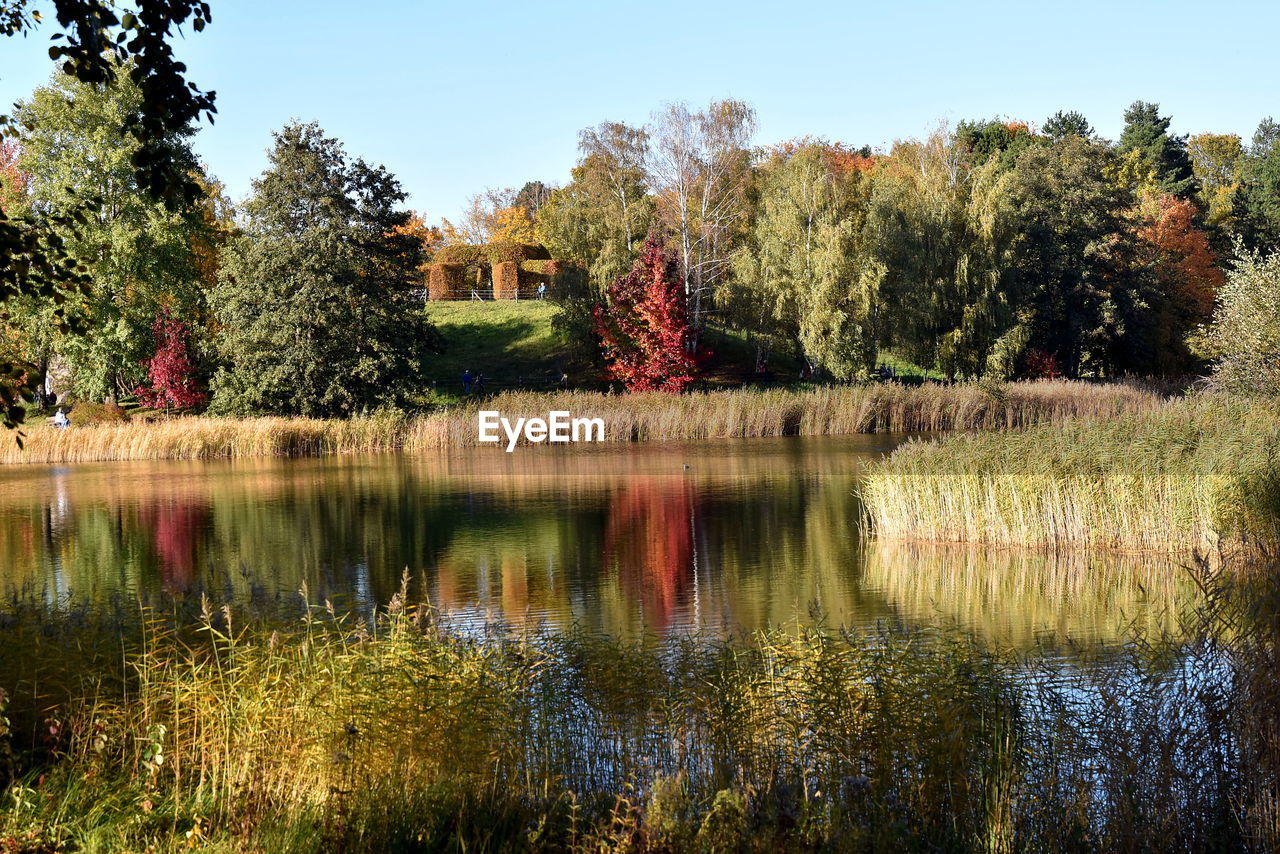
492, 261, 521, 299
428, 263, 466, 300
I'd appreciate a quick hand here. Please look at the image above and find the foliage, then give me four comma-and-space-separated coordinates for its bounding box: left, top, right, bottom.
1202, 249, 1280, 394
11, 69, 214, 403
209, 122, 442, 417
1235, 118, 1280, 253
594, 236, 697, 392
1042, 109, 1094, 140
134, 310, 207, 411
730, 143, 877, 378
67, 401, 129, 427
0, 0, 215, 431
1118, 100, 1197, 199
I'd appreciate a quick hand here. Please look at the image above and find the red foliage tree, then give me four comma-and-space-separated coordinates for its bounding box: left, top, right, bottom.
593, 236, 698, 392
1137, 194, 1225, 323
135, 310, 207, 411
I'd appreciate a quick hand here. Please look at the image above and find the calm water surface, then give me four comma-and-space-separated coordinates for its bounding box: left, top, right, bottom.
0, 435, 1191, 642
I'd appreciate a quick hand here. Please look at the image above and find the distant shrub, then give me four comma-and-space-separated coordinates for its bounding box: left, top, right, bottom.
485, 241, 549, 265
1203, 249, 1280, 394
69, 402, 130, 427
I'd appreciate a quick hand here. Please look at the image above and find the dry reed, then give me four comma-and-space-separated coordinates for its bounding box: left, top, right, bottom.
862, 394, 1280, 551
1, 380, 1161, 465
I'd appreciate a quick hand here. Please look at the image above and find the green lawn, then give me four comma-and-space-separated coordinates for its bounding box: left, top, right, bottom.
421, 299, 938, 398
423, 301, 567, 396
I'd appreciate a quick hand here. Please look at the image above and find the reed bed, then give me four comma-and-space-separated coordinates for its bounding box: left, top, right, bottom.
1, 380, 1161, 464
862, 394, 1280, 551
0, 561, 1276, 853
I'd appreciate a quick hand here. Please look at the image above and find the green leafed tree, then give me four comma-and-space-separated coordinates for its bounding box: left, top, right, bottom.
209, 123, 442, 417
863, 132, 1020, 379
11, 68, 213, 403
537, 121, 654, 295
1042, 110, 1094, 141
1202, 249, 1280, 394
729, 143, 877, 378
1003, 135, 1136, 377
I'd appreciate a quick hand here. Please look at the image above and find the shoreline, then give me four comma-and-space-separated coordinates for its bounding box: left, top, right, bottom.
1, 381, 1160, 465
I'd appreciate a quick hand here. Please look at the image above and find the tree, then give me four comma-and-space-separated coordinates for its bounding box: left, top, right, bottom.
209, 123, 442, 416
134, 309, 206, 411
1003, 135, 1134, 377
1188, 133, 1244, 230
647, 100, 756, 332
1118, 101, 1197, 199
537, 121, 654, 294
1043, 110, 1094, 141
1201, 250, 1280, 394
1235, 118, 1280, 253
729, 143, 877, 378
0, 0, 215, 431
12, 69, 213, 403
863, 130, 1020, 379
594, 236, 697, 392
1133, 193, 1224, 372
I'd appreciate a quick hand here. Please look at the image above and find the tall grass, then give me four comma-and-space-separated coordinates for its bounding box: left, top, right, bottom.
862, 394, 1280, 551
0, 558, 1276, 853
1, 380, 1161, 465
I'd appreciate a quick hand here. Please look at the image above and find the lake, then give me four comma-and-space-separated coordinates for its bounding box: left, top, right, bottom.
0, 435, 1191, 643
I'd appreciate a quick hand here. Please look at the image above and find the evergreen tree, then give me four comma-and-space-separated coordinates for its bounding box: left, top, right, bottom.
1042, 110, 1094, 141
1234, 117, 1280, 253
1118, 101, 1197, 199
209, 123, 441, 416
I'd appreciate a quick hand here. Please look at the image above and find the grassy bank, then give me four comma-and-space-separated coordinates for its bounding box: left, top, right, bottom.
0, 565, 1276, 853
862, 395, 1280, 551
1, 380, 1161, 465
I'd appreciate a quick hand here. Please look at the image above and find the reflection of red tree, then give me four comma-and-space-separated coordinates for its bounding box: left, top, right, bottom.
139, 500, 209, 591
602, 477, 695, 629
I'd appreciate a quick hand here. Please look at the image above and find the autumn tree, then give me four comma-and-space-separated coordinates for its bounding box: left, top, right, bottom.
1133, 194, 1225, 372
647, 100, 756, 332
538, 121, 654, 294
134, 309, 206, 411
1188, 133, 1244, 229
594, 236, 697, 392
209, 123, 442, 416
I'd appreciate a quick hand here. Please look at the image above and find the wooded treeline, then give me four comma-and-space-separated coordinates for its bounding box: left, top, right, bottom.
3, 67, 1280, 416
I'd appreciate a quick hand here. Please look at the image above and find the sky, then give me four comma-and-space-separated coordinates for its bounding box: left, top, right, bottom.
2, 0, 1278, 222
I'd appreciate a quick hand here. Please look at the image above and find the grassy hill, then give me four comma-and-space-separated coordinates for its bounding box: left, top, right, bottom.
422, 300, 934, 399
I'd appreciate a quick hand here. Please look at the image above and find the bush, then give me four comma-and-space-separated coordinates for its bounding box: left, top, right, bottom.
1203, 249, 1280, 394
68, 402, 130, 427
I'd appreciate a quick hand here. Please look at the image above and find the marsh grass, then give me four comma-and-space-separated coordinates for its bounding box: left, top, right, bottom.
0, 558, 1277, 853
1, 380, 1161, 465
862, 394, 1280, 551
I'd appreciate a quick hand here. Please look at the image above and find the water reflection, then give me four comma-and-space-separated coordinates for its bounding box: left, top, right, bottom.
0, 436, 1193, 642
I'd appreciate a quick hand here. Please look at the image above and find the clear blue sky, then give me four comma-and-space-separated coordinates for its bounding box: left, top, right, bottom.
2, 0, 1277, 221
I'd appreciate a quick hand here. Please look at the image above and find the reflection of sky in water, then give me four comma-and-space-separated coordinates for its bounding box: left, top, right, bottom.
0, 436, 1197, 644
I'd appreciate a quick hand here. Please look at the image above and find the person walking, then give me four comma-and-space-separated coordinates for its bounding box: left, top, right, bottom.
474, 373, 486, 395
537, 282, 547, 300
462, 370, 473, 395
